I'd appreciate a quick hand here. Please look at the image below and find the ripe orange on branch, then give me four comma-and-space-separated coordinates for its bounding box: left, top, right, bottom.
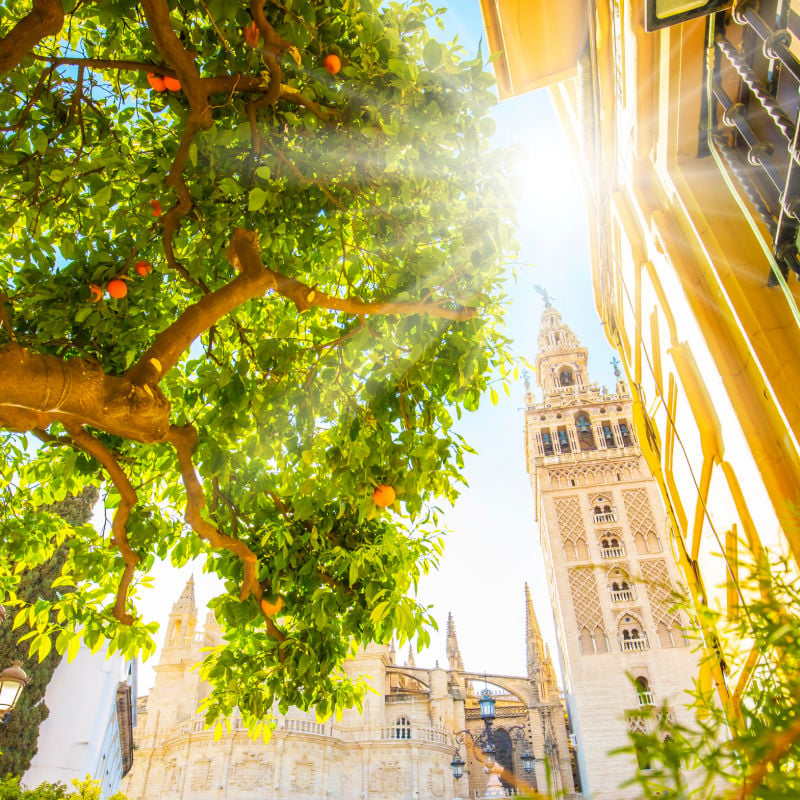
162, 76, 181, 92
146, 73, 166, 92
150, 199, 162, 217
134, 260, 152, 277
261, 596, 283, 616
243, 20, 259, 48
322, 53, 341, 75
106, 279, 128, 299
373, 484, 396, 507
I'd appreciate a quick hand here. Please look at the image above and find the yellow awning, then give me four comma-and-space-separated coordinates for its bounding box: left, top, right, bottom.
479, 0, 589, 98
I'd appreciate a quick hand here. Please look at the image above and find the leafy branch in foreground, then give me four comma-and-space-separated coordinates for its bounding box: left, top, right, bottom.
0, 0, 517, 725
619, 555, 800, 799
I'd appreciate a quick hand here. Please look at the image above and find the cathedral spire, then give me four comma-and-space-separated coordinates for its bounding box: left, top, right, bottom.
162, 576, 198, 654
525, 583, 546, 681
446, 612, 464, 672
171, 574, 196, 617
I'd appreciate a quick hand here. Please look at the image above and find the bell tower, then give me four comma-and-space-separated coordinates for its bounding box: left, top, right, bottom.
525, 303, 701, 799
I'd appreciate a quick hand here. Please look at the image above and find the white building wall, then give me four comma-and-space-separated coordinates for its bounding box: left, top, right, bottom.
24, 642, 135, 798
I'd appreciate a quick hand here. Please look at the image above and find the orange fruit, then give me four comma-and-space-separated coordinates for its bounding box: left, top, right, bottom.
162, 76, 181, 92
134, 260, 152, 277
261, 596, 283, 616
323, 53, 341, 75
147, 73, 166, 92
107, 279, 128, 299
88, 284, 102, 303
150, 199, 162, 217
373, 484, 396, 507
244, 20, 259, 48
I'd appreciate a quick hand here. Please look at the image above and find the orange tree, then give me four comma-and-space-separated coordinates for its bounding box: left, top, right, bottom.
0, 0, 515, 726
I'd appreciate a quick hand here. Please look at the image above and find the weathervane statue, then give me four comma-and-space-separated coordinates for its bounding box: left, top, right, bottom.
611, 356, 621, 379
533, 285, 554, 308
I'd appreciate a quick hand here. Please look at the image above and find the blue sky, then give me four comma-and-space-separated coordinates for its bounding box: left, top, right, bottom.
135, 2, 619, 692
408, 4, 618, 679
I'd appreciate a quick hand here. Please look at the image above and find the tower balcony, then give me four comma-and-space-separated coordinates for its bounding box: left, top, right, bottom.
610, 588, 635, 603
620, 637, 649, 652
637, 691, 656, 707
600, 545, 625, 559
593, 511, 617, 524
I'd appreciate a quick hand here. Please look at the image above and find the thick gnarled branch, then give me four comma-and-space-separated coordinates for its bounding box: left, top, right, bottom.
65, 425, 140, 625
167, 424, 287, 649
0, 0, 64, 75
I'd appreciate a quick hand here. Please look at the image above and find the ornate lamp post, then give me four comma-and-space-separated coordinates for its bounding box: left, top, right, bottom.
0, 661, 29, 721
0, 603, 31, 721
449, 686, 537, 789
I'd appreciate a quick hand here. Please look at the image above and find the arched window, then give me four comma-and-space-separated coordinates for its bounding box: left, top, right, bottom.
592, 496, 617, 523
657, 621, 674, 648
394, 716, 411, 739
636, 676, 655, 707
492, 727, 515, 789
609, 569, 634, 601
559, 368, 574, 387
619, 615, 649, 651
575, 413, 596, 451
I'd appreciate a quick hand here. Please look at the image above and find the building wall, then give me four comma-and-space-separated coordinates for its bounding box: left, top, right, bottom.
525, 307, 701, 799
24, 643, 136, 799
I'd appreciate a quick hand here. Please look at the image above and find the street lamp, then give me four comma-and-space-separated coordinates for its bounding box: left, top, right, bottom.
0, 661, 29, 719
449, 751, 465, 780
520, 749, 535, 774
478, 687, 496, 723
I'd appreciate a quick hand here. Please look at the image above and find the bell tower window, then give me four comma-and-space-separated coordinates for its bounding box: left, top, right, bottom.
559, 368, 574, 387
575, 414, 596, 451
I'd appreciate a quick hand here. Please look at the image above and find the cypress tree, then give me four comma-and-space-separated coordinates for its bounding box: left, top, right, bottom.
0, 488, 98, 777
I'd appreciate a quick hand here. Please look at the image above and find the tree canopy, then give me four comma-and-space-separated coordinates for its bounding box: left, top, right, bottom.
0, 0, 516, 726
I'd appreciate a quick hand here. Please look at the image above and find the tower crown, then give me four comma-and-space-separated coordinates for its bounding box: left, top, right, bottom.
534, 305, 590, 395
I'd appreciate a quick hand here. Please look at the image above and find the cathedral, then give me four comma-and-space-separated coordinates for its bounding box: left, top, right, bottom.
121, 580, 578, 800
524, 303, 701, 798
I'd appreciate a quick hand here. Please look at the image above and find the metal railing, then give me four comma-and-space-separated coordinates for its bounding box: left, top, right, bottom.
708, 1, 800, 281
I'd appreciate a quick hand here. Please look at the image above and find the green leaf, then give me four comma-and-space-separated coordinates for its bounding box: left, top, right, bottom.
423, 39, 442, 69
248, 187, 268, 211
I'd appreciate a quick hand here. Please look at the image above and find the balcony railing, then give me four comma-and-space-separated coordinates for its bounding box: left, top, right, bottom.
610, 589, 635, 603
637, 691, 656, 707
163, 714, 449, 746
600, 546, 625, 558
621, 638, 649, 652
593, 512, 617, 524
707, 2, 800, 282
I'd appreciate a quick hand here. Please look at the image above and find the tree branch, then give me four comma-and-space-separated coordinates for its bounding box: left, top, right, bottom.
167, 423, 286, 649
736, 715, 800, 799
65, 425, 140, 625
33, 55, 178, 75
0, 0, 64, 75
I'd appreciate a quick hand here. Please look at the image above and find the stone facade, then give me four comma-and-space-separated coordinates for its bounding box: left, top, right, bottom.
122, 580, 577, 800
524, 305, 701, 799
